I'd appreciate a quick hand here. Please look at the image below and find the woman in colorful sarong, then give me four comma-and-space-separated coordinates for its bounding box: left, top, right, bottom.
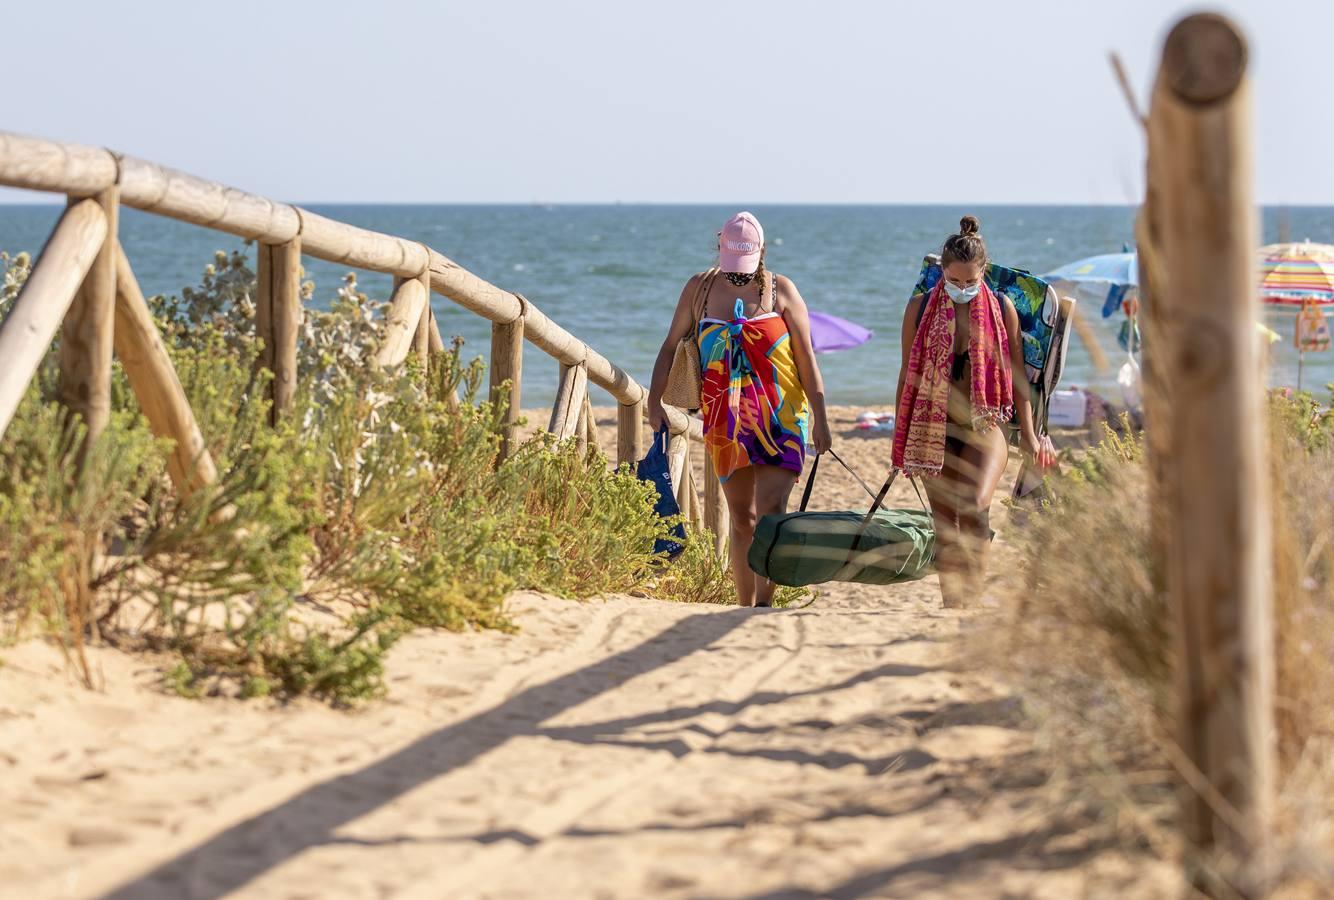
894, 216, 1056, 607
649, 211, 831, 607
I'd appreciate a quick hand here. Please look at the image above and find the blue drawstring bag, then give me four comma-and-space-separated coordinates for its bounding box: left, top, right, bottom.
636, 426, 686, 559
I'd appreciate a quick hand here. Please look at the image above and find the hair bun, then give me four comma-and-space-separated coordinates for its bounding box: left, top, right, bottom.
959, 215, 981, 236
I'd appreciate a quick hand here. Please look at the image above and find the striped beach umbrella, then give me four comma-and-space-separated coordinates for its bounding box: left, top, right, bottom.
1259, 241, 1334, 307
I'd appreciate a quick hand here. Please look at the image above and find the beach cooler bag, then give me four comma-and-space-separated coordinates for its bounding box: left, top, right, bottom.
1047, 388, 1088, 428
748, 452, 935, 587
636, 426, 686, 559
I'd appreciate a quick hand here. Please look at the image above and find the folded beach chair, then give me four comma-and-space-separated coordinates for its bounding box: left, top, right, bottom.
748, 451, 935, 587
911, 254, 1074, 436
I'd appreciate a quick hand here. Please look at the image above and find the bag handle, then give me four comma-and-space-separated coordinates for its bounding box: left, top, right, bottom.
799, 448, 929, 516
690, 268, 720, 331
651, 424, 671, 457
799, 449, 878, 512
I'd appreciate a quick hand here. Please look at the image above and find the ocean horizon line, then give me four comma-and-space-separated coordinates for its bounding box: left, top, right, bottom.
4, 198, 1333, 210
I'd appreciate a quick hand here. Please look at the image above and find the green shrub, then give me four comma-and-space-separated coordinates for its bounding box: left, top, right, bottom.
495, 436, 675, 598
646, 528, 735, 605
0, 397, 163, 682
0, 247, 731, 703
640, 527, 812, 607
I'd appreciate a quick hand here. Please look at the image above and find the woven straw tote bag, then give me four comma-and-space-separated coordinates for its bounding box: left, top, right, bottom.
661, 268, 719, 410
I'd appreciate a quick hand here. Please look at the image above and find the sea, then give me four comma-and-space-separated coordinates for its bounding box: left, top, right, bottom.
2, 204, 1332, 408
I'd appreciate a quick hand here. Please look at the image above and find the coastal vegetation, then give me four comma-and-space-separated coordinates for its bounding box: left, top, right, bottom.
0, 249, 730, 703
990, 399, 1334, 894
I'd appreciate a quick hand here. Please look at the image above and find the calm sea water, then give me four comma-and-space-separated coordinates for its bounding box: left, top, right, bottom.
2, 204, 1331, 407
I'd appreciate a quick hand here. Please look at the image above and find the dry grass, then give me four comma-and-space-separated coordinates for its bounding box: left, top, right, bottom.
983, 397, 1334, 896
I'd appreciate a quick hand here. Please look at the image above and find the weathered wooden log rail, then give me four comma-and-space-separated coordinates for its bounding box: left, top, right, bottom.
0, 131, 717, 538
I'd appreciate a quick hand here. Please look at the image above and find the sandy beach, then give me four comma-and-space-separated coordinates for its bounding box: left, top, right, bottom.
0, 408, 1174, 899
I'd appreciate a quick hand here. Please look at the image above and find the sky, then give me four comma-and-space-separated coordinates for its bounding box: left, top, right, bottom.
0, 0, 1326, 205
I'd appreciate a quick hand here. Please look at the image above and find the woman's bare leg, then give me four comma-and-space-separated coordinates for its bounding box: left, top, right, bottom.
720, 466, 758, 607
953, 425, 1009, 599
924, 454, 967, 609
752, 464, 800, 606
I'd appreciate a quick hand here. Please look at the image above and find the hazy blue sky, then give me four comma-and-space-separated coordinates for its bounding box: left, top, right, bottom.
0, 0, 1325, 204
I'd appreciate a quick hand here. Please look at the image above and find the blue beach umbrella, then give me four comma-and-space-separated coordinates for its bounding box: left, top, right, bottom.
808, 310, 872, 353
1043, 250, 1139, 319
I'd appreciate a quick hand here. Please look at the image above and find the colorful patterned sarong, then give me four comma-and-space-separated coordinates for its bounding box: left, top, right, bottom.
699, 299, 809, 481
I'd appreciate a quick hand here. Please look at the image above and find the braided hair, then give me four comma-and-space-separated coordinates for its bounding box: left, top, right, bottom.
752, 247, 769, 305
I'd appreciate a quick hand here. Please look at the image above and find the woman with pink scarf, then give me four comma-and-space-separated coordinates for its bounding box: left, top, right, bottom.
893, 216, 1056, 608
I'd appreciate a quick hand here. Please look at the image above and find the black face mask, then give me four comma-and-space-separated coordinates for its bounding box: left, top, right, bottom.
724, 271, 755, 287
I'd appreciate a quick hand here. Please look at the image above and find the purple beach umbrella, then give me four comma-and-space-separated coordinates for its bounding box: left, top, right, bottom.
807, 311, 873, 353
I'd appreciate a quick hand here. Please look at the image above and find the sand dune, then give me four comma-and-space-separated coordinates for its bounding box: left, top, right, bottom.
0, 409, 1174, 899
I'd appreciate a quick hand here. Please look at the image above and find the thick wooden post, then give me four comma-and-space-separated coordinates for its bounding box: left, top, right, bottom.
0, 200, 108, 439
617, 399, 645, 467
113, 246, 218, 497
59, 186, 119, 453
490, 308, 524, 461
1146, 13, 1273, 893
256, 237, 301, 422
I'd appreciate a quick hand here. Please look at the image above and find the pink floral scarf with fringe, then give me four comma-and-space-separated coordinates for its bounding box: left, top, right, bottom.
892, 280, 1015, 476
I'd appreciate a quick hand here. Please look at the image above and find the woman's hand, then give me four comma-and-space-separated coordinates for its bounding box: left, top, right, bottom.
648, 397, 668, 434
811, 411, 833, 456
1023, 432, 1057, 470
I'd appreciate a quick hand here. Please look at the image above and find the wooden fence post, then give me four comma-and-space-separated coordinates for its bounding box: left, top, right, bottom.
549, 361, 588, 441
376, 274, 429, 368
704, 453, 727, 558
256, 236, 301, 422
683, 464, 703, 531
0, 200, 108, 439
59, 185, 119, 455
427, 309, 445, 355
490, 305, 524, 461
617, 398, 645, 467
112, 246, 218, 497
668, 430, 689, 513
413, 293, 431, 370
578, 390, 596, 455
1146, 13, 1273, 893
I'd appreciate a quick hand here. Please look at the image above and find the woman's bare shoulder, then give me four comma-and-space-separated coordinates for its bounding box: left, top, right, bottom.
771, 274, 805, 315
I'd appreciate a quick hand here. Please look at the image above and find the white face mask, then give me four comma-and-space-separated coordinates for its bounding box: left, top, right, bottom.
944, 281, 981, 303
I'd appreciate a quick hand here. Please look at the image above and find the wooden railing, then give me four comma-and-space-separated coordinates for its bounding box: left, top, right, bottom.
0, 131, 720, 539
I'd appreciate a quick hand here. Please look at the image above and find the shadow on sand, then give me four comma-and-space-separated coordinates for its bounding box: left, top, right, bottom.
100, 609, 1078, 899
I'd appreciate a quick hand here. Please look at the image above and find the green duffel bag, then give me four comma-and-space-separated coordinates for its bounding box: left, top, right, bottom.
748, 452, 935, 587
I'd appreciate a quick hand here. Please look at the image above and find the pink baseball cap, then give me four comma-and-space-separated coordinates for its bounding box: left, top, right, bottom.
718, 211, 764, 273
